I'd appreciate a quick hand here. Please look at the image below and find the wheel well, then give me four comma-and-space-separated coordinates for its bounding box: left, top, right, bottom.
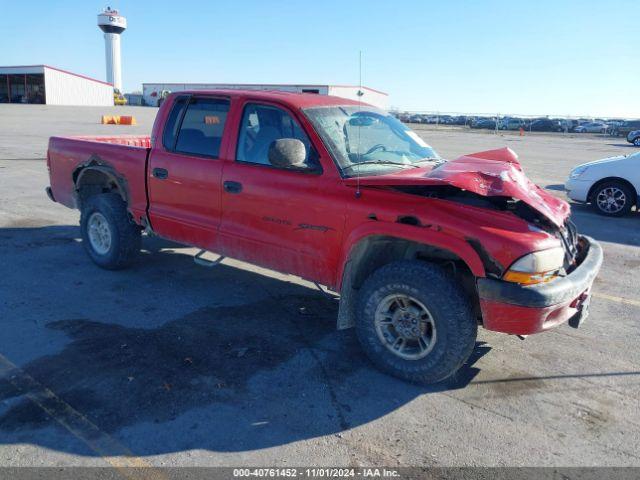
587, 177, 638, 206
74, 167, 127, 207
337, 236, 479, 329
347, 236, 472, 290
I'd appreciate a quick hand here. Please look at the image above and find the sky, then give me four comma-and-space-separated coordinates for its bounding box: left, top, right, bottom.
1, 0, 637, 117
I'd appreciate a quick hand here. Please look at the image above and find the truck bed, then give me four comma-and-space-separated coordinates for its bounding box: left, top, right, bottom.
47, 135, 151, 223
69, 135, 152, 148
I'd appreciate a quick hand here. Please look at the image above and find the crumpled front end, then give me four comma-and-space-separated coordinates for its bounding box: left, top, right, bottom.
426, 147, 571, 227
345, 147, 571, 228
477, 235, 603, 334
344, 147, 602, 335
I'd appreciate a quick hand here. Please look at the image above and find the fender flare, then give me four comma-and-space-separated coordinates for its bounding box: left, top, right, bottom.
73, 157, 130, 206
336, 223, 486, 291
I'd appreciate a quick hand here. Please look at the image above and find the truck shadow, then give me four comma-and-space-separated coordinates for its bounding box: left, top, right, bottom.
0, 225, 489, 457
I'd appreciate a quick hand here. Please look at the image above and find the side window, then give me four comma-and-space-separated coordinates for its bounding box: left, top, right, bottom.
162, 96, 188, 150
173, 97, 230, 158
236, 103, 318, 169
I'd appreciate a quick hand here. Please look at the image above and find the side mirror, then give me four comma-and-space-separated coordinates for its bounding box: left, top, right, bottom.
268, 138, 308, 169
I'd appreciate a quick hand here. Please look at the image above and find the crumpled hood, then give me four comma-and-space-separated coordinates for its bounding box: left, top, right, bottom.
344, 147, 570, 227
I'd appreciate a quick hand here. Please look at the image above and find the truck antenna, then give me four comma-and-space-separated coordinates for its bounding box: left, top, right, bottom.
356, 50, 363, 199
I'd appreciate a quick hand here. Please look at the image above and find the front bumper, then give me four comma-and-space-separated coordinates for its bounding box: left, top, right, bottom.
564, 178, 591, 202
477, 235, 603, 335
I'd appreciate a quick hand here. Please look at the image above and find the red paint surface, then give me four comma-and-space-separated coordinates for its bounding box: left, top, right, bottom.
71, 135, 151, 148
47, 90, 596, 335
480, 289, 590, 335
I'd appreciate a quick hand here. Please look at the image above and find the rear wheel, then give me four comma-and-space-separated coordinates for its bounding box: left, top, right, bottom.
355, 261, 477, 384
80, 193, 141, 269
633, 137, 640, 147
591, 181, 634, 217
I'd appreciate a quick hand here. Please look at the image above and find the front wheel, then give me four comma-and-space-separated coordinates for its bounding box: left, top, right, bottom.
80, 193, 141, 269
633, 137, 640, 147
591, 181, 634, 217
355, 261, 477, 384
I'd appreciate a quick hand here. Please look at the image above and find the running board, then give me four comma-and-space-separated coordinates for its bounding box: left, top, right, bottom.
194, 250, 225, 268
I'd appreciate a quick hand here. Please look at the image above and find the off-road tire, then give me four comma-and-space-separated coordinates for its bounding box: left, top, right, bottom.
80, 193, 141, 270
591, 180, 634, 217
355, 261, 477, 384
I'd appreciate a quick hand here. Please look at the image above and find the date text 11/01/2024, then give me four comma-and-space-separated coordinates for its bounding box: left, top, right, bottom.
232, 468, 401, 477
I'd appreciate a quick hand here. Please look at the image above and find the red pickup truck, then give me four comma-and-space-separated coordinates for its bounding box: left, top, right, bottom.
46, 90, 603, 384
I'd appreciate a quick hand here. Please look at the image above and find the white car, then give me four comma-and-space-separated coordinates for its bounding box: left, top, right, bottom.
574, 122, 607, 133
565, 152, 640, 216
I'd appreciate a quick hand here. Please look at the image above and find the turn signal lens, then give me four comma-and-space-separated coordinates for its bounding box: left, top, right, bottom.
503, 270, 559, 285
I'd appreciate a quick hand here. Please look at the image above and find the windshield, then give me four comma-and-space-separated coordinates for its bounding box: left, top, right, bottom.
302, 105, 441, 176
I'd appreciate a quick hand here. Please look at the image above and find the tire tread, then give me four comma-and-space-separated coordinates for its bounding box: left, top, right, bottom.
355, 260, 477, 384
80, 193, 141, 270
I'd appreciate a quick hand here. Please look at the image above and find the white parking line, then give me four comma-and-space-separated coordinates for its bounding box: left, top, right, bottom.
593, 292, 640, 307
0, 353, 166, 480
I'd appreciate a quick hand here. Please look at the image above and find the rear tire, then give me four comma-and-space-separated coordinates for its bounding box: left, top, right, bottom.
80, 193, 141, 270
355, 261, 477, 384
591, 181, 634, 217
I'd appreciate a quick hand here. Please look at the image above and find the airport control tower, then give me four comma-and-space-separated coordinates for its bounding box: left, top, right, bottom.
97, 7, 127, 92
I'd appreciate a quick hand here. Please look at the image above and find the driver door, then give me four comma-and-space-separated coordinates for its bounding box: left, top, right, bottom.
219, 101, 345, 286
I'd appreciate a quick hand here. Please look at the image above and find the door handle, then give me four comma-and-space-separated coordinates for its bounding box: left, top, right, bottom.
153, 168, 168, 180
224, 180, 242, 194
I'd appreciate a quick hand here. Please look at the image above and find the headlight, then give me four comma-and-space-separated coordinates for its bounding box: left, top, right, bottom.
569, 165, 589, 179
503, 247, 565, 285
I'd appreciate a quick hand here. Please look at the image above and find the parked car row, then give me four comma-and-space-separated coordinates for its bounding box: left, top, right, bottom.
397, 113, 471, 125
472, 117, 565, 132
393, 112, 639, 137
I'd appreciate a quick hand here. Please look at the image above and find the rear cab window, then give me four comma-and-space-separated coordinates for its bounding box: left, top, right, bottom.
162, 96, 188, 150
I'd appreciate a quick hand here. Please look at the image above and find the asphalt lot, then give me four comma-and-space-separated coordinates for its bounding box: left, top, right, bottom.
0, 104, 639, 468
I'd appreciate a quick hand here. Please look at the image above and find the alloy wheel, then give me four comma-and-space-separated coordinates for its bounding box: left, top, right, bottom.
596, 187, 626, 214
374, 294, 437, 360
87, 212, 112, 255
